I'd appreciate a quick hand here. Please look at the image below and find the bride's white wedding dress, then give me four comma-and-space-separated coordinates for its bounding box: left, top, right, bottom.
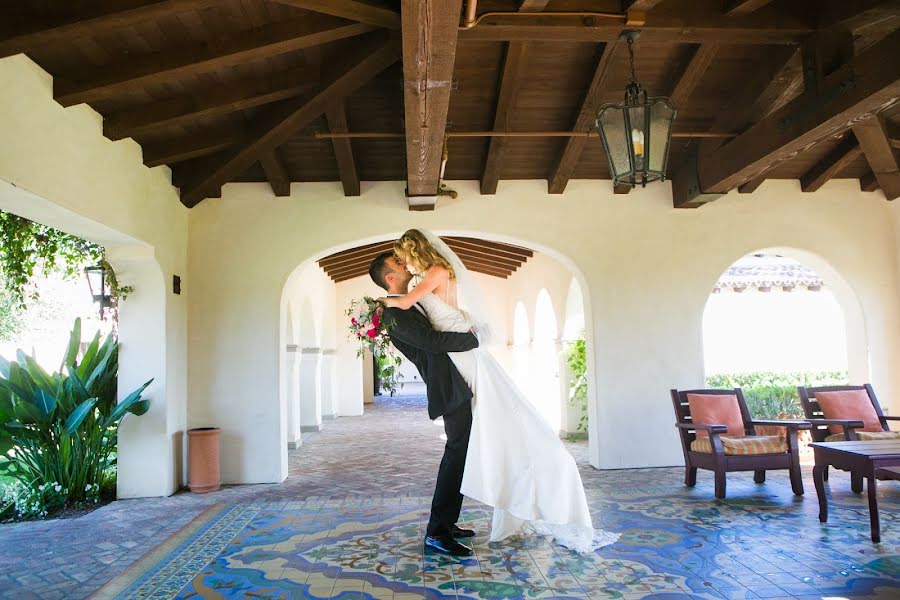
417, 293, 619, 553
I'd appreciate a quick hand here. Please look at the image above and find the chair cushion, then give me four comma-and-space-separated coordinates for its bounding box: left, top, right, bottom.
824, 430, 900, 442
815, 389, 883, 434
691, 435, 787, 455
687, 393, 745, 438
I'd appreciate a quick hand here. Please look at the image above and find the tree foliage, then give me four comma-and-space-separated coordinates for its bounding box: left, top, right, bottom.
0, 210, 103, 308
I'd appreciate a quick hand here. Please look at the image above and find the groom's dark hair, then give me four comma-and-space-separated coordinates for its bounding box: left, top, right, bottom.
369, 251, 394, 291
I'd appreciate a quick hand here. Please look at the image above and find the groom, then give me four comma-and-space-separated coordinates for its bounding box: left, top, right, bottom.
369, 251, 480, 557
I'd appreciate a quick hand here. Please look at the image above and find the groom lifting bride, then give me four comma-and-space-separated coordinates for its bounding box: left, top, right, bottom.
369, 230, 618, 557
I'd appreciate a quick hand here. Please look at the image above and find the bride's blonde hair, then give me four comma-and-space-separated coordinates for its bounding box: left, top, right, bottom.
394, 229, 456, 280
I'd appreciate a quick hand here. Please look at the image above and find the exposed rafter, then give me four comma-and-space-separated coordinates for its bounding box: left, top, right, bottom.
724, 0, 776, 17
55, 17, 374, 106
142, 127, 244, 167
401, 0, 464, 206
480, 0, 551, 195
547, 41, 621, 194
853, 112, 900, 200
669, 43, 719, 109
271, 0, 401, 29
260, 150, 292, 197
325, 100, 361, 196
799, 133, 862, 192
104, 67, 318, 141
697, 29, 900, 195
180, 37, 401, 207
0, 0, 219, 59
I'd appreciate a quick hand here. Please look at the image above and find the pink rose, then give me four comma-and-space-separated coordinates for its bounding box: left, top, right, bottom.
366, 329, 377, 339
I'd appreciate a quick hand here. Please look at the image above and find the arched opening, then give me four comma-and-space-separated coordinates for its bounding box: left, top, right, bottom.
702, 250, 865, 421
277, 231, 602, 474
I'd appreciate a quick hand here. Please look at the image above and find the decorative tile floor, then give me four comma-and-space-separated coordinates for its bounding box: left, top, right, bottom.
1, 393, 898, 599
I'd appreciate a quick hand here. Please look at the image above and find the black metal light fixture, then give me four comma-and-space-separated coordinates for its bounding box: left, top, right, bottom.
84, 265, 112, 319
596, 32, 676, 188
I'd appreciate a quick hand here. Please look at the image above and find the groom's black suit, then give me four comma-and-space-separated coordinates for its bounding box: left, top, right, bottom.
383, 304, 479, 538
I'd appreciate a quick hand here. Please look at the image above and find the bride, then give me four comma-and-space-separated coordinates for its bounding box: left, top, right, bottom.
380, 229, 618, 553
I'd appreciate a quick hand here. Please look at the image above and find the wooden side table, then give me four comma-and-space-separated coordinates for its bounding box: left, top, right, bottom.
810, 440, 900, 543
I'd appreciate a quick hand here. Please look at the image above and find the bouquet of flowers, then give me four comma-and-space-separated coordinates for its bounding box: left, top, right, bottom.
346, 297, 404, 395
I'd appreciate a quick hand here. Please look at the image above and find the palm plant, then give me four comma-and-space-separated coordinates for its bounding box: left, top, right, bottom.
0, 318, 152, 512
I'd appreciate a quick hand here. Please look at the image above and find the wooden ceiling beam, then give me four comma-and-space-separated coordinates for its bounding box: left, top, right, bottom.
318, 241, 395, 269
446, 248, 523, 270
697, 28, 900, 195
671, 45, 806, 207
0, 0, 218, 59
624, 1, 666, 10
401, 0, 464, 203
104, 67, 318, 141
669, 43, 719, 109
853, 112, 900, 200
467, 264, 512, 278
547, 41, 621, 194
799, 133, 862, 192
860, 170, 880, 191
272, 0, 401, 29
55, 16, 374, 107
142, 127, 244, 167
724, 0, 776, 17
260, 150, 292, 197
819, 0, 900, 36
325, 100, 361, 196
444, 237, 534, 260
458, 11, 814, 44
737, 176, 765, 193
481, 0, 549, 195
180, 37, 400, 207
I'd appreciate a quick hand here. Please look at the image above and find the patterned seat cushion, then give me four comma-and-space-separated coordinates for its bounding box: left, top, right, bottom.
824, 430, 900, 442
691, 435, 787, 455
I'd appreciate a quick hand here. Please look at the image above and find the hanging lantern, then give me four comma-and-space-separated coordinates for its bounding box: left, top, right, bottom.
84, 265, 112, 320
596, 32, 676, 188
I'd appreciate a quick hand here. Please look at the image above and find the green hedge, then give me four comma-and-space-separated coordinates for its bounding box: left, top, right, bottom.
705, 371, 848, 419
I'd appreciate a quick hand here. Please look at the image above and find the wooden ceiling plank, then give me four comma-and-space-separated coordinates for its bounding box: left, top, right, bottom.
698, 29, 900, 196
669, 43, 719, 109
799, 133, 863, 192
468, 265, 511, 278
724, 0, 776, 17
55, 16, 375, 107
624, 1, 666, 10
142, 127, 244, 167
446, 249, 523, 270
104, 67, 318, 141
260, 150, 292, 196
0, 0, 219, 59
547, 41, 621, 194
518, 0, 551, 10
481, 41, 529, 194
853, 112, 900, 200
458, 11, 814, 44
325, 100, 361, 196
271, 0, 401, 29
819, 0, 900, 36
180, 37, 401, 207
401, 0, 464, 201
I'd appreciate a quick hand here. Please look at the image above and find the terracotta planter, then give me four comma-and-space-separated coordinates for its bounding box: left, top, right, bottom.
187, 427, 221, 493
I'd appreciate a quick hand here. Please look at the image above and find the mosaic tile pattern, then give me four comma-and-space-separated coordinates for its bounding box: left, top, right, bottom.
1, 392, 899, 599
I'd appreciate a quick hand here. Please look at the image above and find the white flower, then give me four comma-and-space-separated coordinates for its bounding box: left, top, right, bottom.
54, 484, 62, 492
85, 485, 92, 491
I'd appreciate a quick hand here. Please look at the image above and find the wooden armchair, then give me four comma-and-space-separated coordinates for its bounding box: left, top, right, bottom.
797, 384, 900, 492
671, 388, 811, 499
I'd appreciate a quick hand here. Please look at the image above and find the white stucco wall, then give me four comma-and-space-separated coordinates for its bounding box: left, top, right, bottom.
0, 55, 189, 497
188, 176, 900, 482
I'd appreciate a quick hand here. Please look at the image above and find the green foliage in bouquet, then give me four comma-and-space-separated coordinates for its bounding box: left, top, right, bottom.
0, 318, 153, 520
706, 370, 848, 419
346, 297, 404, 396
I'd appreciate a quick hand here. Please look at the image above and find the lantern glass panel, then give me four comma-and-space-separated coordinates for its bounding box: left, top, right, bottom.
648, 100, 675, 174
625, 105, 647, 174
597, 106, 631, 179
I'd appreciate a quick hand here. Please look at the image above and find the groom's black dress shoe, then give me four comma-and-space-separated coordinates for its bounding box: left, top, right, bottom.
451, 524, 476, 538
424, 535, 473, 556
